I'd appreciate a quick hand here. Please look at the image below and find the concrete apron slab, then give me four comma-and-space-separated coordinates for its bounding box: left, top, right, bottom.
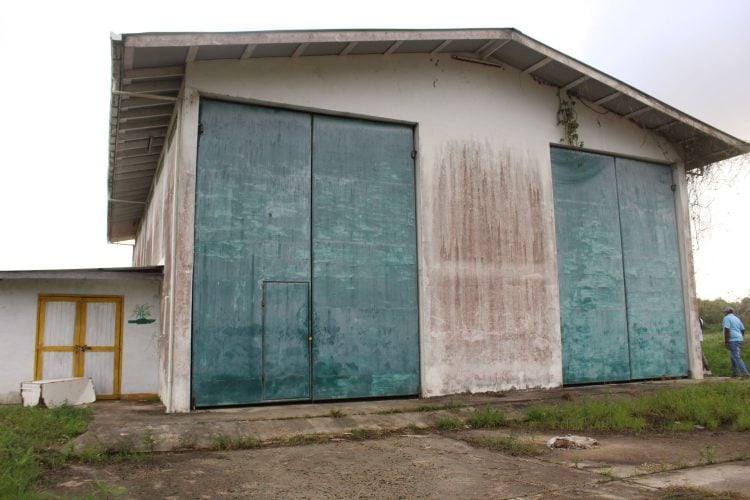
69, 379, 703, 453
54, 435, 659, 499
627, 461, 750, 492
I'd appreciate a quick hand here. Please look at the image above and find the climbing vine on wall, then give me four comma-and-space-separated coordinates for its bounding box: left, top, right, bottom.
557, 95, 584, 148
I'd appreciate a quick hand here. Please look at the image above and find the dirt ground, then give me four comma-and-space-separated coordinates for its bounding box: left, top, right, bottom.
41, 429, 750, 499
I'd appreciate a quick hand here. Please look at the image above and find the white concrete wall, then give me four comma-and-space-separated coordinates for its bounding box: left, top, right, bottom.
0, 278, 161, 404
132, 90, 198, 412
135, 53, 693, 410
134, 129, 178, 405
133, 143, 174, 267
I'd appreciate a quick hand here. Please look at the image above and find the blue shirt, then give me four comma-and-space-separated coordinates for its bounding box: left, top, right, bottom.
723, 313, 746, 342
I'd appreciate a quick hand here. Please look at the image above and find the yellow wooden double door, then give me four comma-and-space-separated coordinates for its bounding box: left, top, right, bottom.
35, 295, 123, 399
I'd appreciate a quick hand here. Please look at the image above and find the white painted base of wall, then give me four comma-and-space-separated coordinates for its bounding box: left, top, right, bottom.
21, 377, 96, 407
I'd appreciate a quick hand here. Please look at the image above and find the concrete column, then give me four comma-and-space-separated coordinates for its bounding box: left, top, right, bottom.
672, 162, 703, 379
167, 87, 200, 412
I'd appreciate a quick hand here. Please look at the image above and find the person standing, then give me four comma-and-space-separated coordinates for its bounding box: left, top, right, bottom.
723, 307, 749, 378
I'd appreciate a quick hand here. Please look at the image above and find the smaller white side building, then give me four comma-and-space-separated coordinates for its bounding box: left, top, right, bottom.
0, 267, 162, 404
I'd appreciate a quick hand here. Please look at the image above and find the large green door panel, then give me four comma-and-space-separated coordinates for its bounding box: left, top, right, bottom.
551, 148, 630, 384
262, 282, 311, 401
312, 116, 419, 400
192, 101, 312, 406
615, 158, 688, 379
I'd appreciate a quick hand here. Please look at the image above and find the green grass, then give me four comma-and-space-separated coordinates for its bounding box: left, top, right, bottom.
0, 404, 91, 498
209, 434, 262, 451
522, 381, 750, 433
414, 401, 463, 412
434, 416, 462, 430
284, 433, 332, 446
349, 428, 386, 440
466, 407, 506, 429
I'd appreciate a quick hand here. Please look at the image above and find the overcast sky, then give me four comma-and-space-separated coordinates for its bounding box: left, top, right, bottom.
0, 0, 747, 299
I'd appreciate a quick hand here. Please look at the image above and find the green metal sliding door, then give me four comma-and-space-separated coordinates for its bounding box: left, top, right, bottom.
192, 101, 312, 406
551, 149, 630, 384
312, 116, 419, 399
616, 159, 688, 379
551, 147, 687, 384
192, 100, 419, 406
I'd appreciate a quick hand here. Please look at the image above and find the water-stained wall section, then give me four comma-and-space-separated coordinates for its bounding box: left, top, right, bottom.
422, 141, 561, 395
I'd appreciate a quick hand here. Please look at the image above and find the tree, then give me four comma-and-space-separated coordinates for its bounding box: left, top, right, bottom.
698, 296, 750, 326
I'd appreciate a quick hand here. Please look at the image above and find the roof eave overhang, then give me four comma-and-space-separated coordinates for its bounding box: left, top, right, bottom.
107, 28, 750, 242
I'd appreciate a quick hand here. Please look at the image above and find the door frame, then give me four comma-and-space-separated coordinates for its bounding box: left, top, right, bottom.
34, 294, 124, 399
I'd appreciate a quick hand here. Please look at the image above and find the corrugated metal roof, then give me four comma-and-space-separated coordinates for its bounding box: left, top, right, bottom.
107, 28, 750, 242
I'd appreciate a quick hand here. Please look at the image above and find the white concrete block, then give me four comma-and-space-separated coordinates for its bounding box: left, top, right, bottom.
20, 377, 96, 407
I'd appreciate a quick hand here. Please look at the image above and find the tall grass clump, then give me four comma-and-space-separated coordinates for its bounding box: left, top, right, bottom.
0, 405, 91, 497
466, 407, 506, 429
525, 394, 646, 432
522, 381, 750, 433
434, 416, 462, 430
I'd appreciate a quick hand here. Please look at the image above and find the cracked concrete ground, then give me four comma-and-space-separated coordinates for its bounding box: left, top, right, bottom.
42, 379, 750, 499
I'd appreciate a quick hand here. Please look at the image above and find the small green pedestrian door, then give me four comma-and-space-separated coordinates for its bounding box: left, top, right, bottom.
262, 282, 310, 401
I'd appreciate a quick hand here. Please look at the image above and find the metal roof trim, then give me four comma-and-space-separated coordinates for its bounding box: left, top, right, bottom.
119, 28, 516, 48
507, 31, 749, 153
0, 266, 164, 281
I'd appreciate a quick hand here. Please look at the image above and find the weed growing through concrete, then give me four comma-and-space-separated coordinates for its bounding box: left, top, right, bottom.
91, 479, 128, 498
466, 407, 506, 429
659, 462, 673, 473
209, 434, 263, 451
284, 433, 332, 446
375, 401, 463, 415
462, 435, 541, 457
329, 409, 345, 418
414, 401, 462, 412
350, 428, 385, 440
66, 439, 145, 464
141, 429, 157, 452
434, 416, 462, 430
700, 445, 717, 465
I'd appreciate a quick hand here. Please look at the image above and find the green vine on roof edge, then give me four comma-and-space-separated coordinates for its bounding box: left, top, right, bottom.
557, 95, 584, 148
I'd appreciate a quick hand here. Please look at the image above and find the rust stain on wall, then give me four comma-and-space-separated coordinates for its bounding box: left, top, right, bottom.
423, 140, 560, 395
